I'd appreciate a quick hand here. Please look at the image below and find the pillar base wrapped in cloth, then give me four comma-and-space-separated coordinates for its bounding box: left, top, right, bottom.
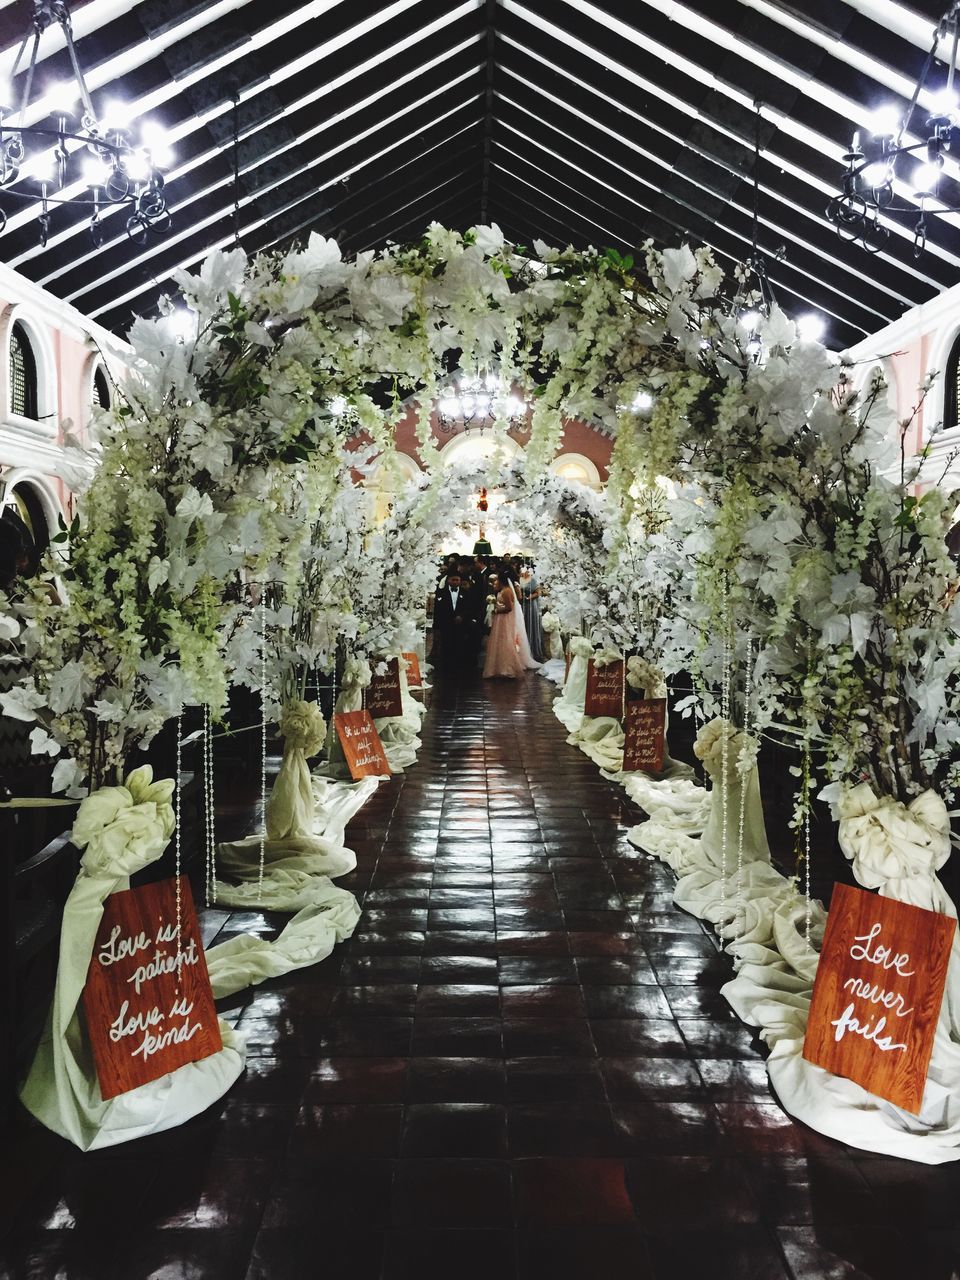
763, 784, 960, 1163
213, 699, 365, 983
20, 768, 244, 1152
553, 636, 591, 734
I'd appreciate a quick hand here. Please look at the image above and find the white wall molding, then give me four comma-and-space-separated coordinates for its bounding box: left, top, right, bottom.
848, 280, 960, 365
0, 263, 129, 359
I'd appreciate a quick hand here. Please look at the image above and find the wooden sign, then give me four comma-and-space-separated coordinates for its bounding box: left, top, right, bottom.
367, 657, 404, 719
334, 709, 391, 779
82, 877, 222, 1101
623, 698, 666, 774
584, 658, 624, 719
401, 651, 422, 688
803, 882, 956, 1114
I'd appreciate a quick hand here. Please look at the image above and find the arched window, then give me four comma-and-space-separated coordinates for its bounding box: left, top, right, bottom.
945, 332, 960, 431
9, 321, 38, 420
92, 364, 111, 410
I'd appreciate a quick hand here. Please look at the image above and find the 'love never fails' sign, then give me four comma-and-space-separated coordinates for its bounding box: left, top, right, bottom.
803, 882, 956, 1115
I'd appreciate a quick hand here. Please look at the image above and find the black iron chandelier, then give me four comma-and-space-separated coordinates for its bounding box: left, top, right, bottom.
436, 374, 528, 434
827, 3, 960, 257
0, 0, 172, 247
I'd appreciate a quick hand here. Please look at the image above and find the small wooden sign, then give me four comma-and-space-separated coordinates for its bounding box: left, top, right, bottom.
803, 881, 956, 1115
367, 657, 404, 719
82, 877, 222, 1101
584, 658, 624, 719
334, 709, 391, 779
623, 698, 666, 774
401, 651, 422, 688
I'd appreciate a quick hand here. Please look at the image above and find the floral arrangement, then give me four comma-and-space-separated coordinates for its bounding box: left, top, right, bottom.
0, 221, 954, 824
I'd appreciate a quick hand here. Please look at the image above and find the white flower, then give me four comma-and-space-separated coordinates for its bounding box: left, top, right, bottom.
472, 223, 505, 255
660, 245, 697, 293
175, 485, 214, 523
29, 727, 60, 757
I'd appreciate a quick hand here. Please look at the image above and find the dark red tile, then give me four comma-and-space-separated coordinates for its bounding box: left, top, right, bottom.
389, 1160, 513, 1227
411, 1018, 503, 1057
381, 1228, 518, 1280
502, 1018, 596, 1058
305, 1057, 408, 1104
517, 1226, 652, 1279
249, 1226, 384, 1279
601, 1057, 703, 1100
590, 1019, 687, 1058
261, 1160, 395, 1226
501, 985, 587, 1018
646, 1226, 789, 1279
499, 957, 578, 985
420, 955, 499, 983
509, 1104, 619, 1156
506, 1058, 607, 1104
514, 1157, 635, 1225
612, 1099, 723, 1156
416, 984, 501, 1016
402, 1104, 508, 1157
333, 984, 418, 1016
407, 1057, 506, 1102
575, 957, 658, 985
625, 1155, 760, 1226
288, 1103, 404, 1158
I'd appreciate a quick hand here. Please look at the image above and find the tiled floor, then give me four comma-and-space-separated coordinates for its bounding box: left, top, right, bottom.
3, 673, 960, 1279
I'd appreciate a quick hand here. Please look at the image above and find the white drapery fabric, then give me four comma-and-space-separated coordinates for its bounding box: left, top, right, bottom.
619, 720, 960, 1163
554, 637, 591, 733
763, 783, 960, 1163
20, 769, 245, 1152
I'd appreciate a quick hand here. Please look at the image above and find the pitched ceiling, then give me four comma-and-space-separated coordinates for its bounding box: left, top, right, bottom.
1, 0, 958, 349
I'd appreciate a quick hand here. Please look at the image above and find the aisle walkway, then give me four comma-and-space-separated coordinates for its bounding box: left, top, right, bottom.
2, 676, 958, 1279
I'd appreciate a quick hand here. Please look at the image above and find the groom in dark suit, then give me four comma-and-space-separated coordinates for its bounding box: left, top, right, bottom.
431, 569, 482, 675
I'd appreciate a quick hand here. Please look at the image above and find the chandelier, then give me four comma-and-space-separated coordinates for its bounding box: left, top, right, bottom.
0, 1, 172, 248
827, 3, 960, 257
436, 374, 528, 434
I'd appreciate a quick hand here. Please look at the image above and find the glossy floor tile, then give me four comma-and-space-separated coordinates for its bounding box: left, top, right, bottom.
1, 673, 954, 1280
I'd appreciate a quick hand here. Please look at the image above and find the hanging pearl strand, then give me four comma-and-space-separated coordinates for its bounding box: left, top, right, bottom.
175, 710, 183, 983
803, 722, 813, 949
718, 578, 731, 947
734, 630, 754, 943
203, 703, 216, 907
258, 594, 267, 905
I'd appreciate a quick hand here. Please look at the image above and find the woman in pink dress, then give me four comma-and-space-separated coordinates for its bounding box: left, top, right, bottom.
483, 574, 527, 679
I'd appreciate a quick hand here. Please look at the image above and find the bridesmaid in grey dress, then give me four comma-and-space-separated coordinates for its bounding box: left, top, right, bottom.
519, 563, 547, 663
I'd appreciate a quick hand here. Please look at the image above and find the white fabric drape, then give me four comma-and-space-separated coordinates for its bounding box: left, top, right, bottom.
619, 722, 960, 1163
20, 769, 245, 1152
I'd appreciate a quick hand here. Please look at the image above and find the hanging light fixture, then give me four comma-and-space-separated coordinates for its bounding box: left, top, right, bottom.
0, 0, 172, 248
436, 372, 528, 434
827, 3, 960, 258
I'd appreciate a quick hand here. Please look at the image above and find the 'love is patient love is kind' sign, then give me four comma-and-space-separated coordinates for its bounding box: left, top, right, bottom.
82, 877, 222, 1100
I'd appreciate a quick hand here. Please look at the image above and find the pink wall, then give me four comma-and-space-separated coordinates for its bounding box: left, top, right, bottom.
0, 273, 121, 534
370, 398, 614, 478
